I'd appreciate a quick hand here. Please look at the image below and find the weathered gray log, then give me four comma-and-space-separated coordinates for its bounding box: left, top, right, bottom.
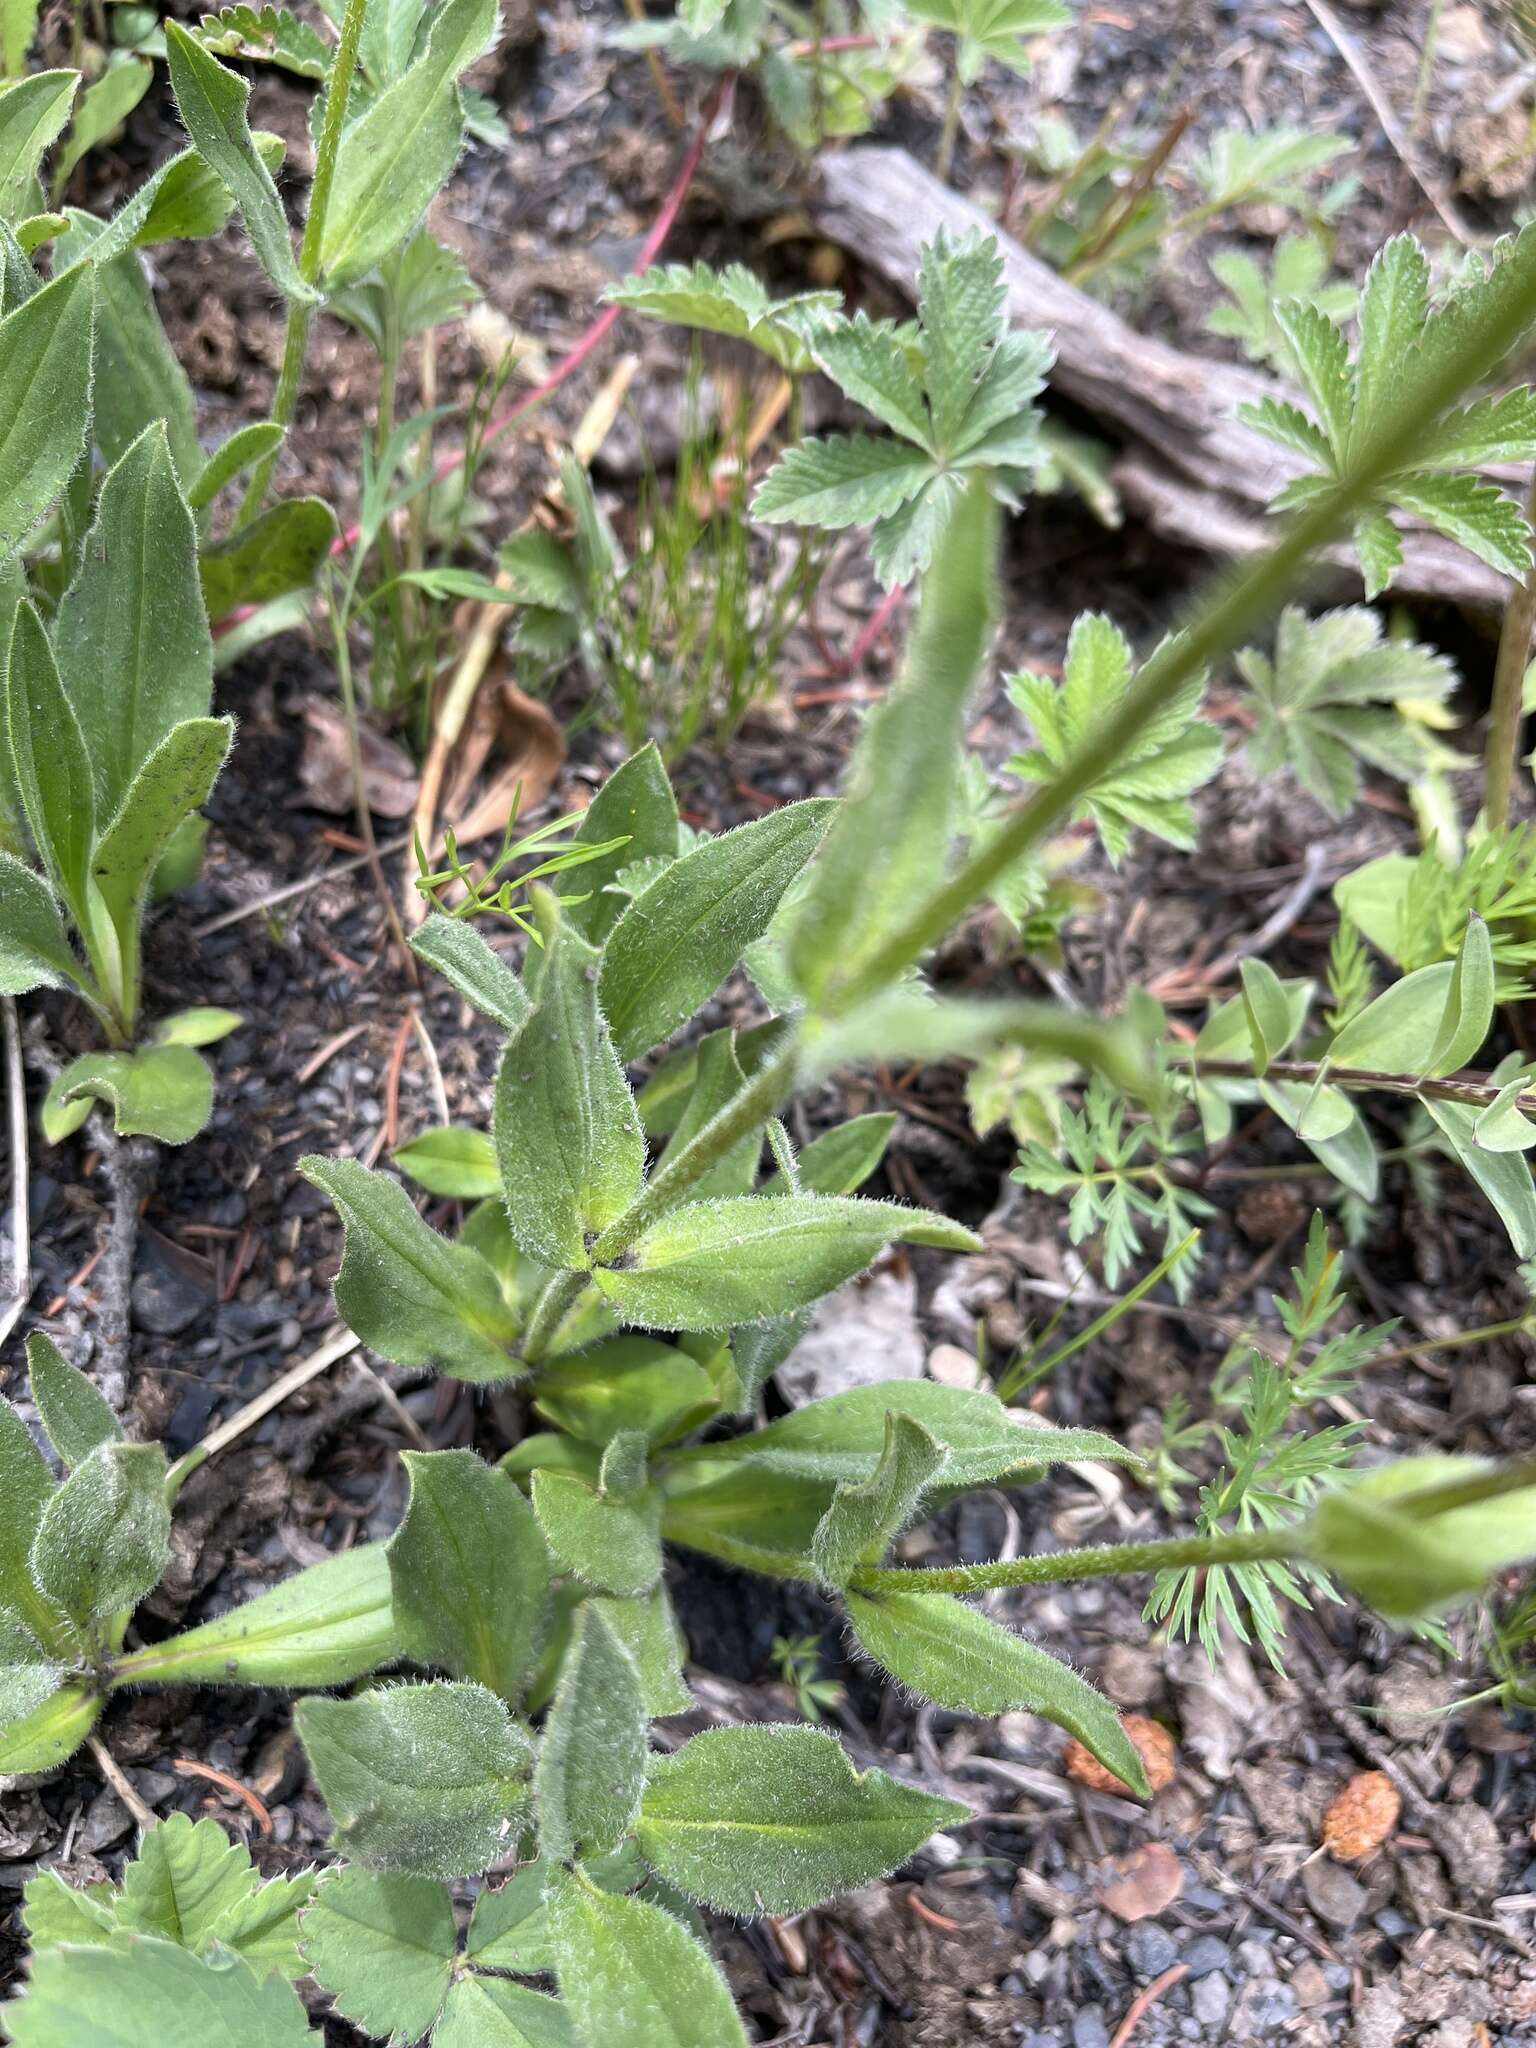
811, 145, 1513, 613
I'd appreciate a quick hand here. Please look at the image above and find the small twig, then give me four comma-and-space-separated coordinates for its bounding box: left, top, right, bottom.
1304, 0, 1478, 247
1109, 1964, 1189, 2048
0, 996, 29, 1351
91, 1126, 158, 1411
193, 834, 413, 939
348, 1349, 432, 1451
297, 1021, 372, 1087
1068, 106, 1193, 281
170, 1325, 360, 1489
172, 1758, 274, 1835
846, 583, 905, 673
409, 1006, 452, 1128
88, 1731, 155, 1830
620, 0, 685, 127
1202, 840, 1329, 982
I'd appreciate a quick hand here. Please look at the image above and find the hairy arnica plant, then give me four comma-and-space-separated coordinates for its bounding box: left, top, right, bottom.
7, 2, 1536, 2043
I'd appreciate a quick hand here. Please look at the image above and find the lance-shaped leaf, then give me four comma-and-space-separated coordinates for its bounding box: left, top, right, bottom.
4, 1934, 319, 2047
112, 1543, 399, 1690
49, 1046, 215, 1146
763, 1112, 896, 1198
590, 1586, 692, 1718
636, 1724, 966, 1914
531, 1467, 663, 1598
0, 853, 78, 995
594, 1194, 979, 1333
55, 423, 213, 813
297, 1680, 534, 1880
534, 1603, 648, 1864
845, 1588, 1150, 1796
0, 1395, 70, 1641
656, 1029, 761, 1199
788, 481, 996, 1008
30, 1440, 171, 1630
387, 1449, 552, 1702
51, 209, 201, 481
300, 1869, 457, 2044
600, 798, 835, 1059
1327, 958, 1455, 1072
812, 1412, 948, 1588
27, 1333, 120, 1471
392, 1125, 499, 1199
0, 259, 93, 568
5, 601, 93, 920
494, 903, 646, 1267
198, 497, 337, 614
1425, 915, 1493, 1078
1423, 1098, 1536, 1261
90, 715, 232, 952
1310, 1455, 1536, 1621
318, 0, 498, 286
1474, 1068, 1536, 1152
300, 1155, 522, 1382
673, 1378, 1130, 1491
49, 58, 153, 202
411, 911, 531, 1031
164, 22, 313, 302
547, 1872, 748, 2048
189, 421, 285, 512
0, 69, 76, 220
561, 741, 678, 942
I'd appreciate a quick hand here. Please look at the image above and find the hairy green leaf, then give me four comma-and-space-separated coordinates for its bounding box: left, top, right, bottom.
388, 1448, 552, 1701
30, 1440, 170, 1630
297, 1679, 533, 1880
495, 903, 645, 1266
600, 799, 835, 1060
26, 1332, 119, 1471
50, 1046, 215, 1146
411, 911, 532, 1031
0, 260, 93, 568
846, 1588, 1150, 1794
546, 1873, 748, 2048
300, 1155, 522, 1382
637, 1723, 965, 1913
595, 1194, 979, 1332
6, 601, 94, 920
5, 1935, 319, 2047
535, 1603, 648, 1864
300, 1868, 457, 2042
531, 1467, 664, 1598
813, 1412, 947, 1587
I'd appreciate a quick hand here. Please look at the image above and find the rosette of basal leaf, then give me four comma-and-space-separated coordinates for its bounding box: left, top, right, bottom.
1243, 230, 1536, 598
1235, 604, 1458, 819
753, 227, 1053, 586
1007, 613, 1222, 862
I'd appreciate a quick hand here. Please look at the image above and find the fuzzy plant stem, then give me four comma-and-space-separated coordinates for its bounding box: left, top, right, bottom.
849, 1525, 1301, 1597
525, 1040, 802, 1364
1185, 1054, 1536, 1114
834, 257, 1536, 1014
1483, 467, 1536, 829
236, 0, 369, 525
935, 64, 964, 182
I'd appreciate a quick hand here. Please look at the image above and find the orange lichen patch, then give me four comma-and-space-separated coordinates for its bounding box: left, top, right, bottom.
1323, 1770, 1401, 1861
1065, 1715, 1177, 1798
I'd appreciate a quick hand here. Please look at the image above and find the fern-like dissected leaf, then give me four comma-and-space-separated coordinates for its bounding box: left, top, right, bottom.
605, 260, 841, 375
1244, 228, 1536, 597
1007, 612, 1222, 862
1236, 604, 1458, 819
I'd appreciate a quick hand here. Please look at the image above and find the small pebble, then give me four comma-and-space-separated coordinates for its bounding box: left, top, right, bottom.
1124, 1924, 1179, 1979
1182, 1935, 1231, 1979
1192, 1974, 1232, 2027
1071, 2012, 1109, 2048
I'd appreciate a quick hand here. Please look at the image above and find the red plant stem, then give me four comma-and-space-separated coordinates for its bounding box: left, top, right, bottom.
214, 79, 731, 635
846, 582, 905, 672
785, 32, 883, 54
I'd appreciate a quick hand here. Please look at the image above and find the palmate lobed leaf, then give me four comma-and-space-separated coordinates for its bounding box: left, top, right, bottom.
606, 260, 840, 375
5, 1935, 319, 2047
546, 1871, 748, 2048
